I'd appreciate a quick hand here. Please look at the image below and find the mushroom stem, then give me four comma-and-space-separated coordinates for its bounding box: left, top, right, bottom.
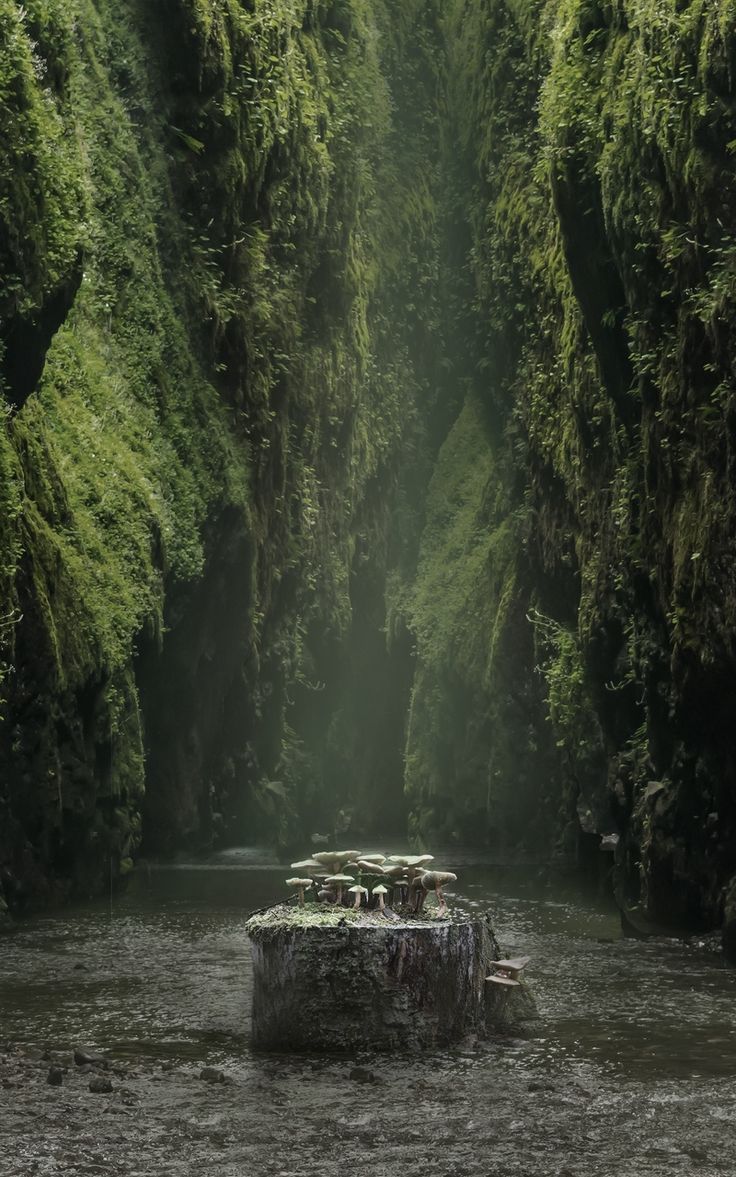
411, 878, 425, 913
435, 884, 447, 916
352, 890, 362, 911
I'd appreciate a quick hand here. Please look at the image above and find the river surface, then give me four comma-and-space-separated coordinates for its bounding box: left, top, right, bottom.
1, 847, 735, 1176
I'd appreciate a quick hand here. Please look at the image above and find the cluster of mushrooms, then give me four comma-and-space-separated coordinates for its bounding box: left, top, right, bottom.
285, 851, 458, 918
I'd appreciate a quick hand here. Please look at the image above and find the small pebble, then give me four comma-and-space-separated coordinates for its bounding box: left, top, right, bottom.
46, 1066, 63, 1087
88, 1077, 113, 1094
199, 1067, 225, 1084
349, 1066, 377, 1084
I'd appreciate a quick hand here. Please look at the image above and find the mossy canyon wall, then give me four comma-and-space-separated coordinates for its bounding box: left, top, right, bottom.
408, 0, 736, 938
0, 0, 443, 906
3, 0, 736, 941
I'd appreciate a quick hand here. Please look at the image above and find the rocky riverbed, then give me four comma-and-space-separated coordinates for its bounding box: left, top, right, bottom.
1, 849, 735, 1175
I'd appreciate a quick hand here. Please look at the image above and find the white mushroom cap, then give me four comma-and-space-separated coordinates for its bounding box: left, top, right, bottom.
312, 850, 362, 872
360, 854, 386, 865
382, 864, 406, 879
313, 852, 341, 870
290, 859, 323, 872
371, 884, 388, 895
420, 870, 457, 888
356, 859, 386, 873
407, 854, 434, 867
324, 873, 355, 887
286, 877, 314, 888
348, 884, 368, 895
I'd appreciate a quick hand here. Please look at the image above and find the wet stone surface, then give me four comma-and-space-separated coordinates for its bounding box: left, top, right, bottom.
1, 847, 735, 1175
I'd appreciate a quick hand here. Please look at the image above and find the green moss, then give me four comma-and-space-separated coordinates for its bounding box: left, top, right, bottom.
0, 0, 86, 322
0, 0, 446, 901
246, 901, 363, 939
408, 0, 736, 920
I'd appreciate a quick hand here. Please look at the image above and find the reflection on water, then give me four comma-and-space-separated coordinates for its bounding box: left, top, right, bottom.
1, 848, 734, 1080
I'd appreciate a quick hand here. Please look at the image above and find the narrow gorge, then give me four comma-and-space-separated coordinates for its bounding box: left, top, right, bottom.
3, 0, 736, 951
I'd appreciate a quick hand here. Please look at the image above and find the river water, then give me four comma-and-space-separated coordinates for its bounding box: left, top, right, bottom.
1, 847, 735, 1176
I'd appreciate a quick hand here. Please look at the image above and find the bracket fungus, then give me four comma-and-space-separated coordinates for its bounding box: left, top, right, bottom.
486, 956, 531, 986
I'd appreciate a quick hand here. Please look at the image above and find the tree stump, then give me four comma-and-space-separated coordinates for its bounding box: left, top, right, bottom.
246, 904, 517, 1051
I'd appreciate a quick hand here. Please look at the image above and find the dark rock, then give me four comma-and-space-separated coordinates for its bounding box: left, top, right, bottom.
73, 963, 89, 972
160, 1061, 175, 1071
199, 1067, 225, 1084
74, 1048, 108, 1069
349, 1067, 377, 1084
88, 1077, 113, 1094
528, 1080, 556, 1093
722, 876, 736, 962
0, 895, 12, 932
46, 1066, 63, 1086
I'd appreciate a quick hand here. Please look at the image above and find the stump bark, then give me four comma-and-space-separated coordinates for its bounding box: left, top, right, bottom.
247, 906, 509, 1051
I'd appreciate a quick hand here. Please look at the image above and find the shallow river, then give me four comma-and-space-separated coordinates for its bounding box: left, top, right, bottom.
1, 847, 735, 1176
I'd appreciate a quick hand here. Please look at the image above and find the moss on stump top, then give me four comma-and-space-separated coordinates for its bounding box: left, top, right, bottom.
245, 902, 464, 942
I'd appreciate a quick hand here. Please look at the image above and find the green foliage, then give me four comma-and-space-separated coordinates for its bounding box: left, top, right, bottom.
418, 0, 736, 921
0, 0, 445, 899
0, 0, 86, 321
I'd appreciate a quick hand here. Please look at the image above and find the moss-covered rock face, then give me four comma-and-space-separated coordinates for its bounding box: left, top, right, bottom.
0, 0, 444, 907
405, 0, 736, 932
5, 0, 736, 937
